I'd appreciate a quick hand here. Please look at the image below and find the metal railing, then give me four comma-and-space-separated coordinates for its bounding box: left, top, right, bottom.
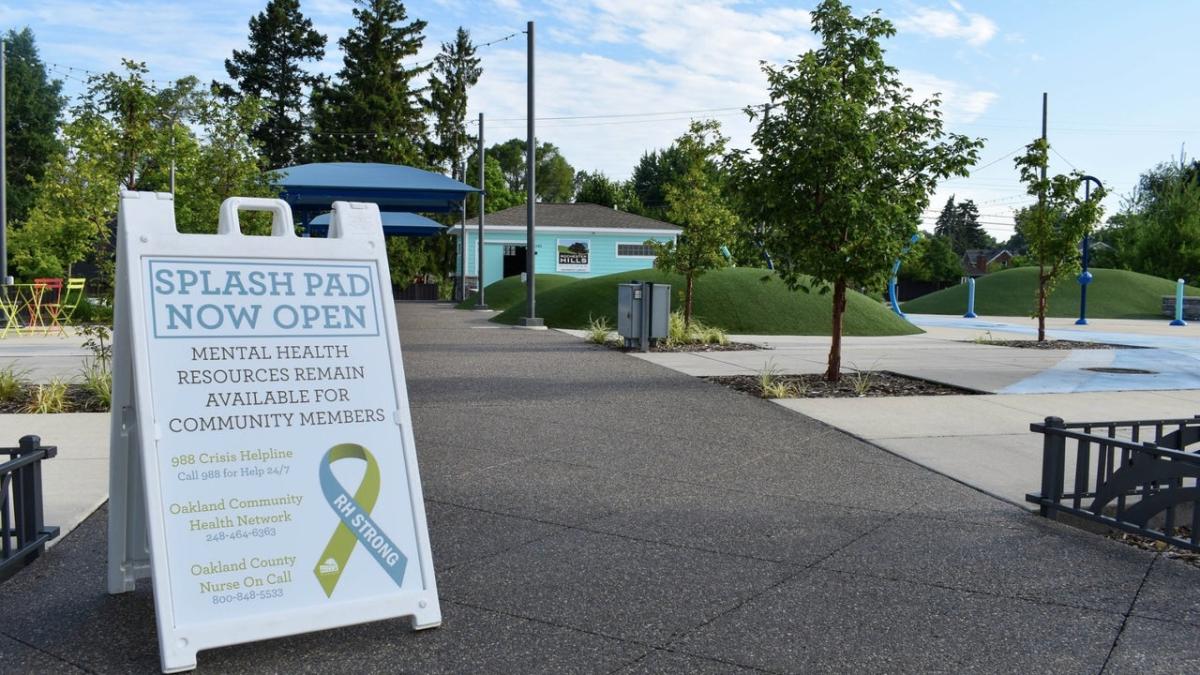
1027, 416, 1200, 552
1, 435, 59, 582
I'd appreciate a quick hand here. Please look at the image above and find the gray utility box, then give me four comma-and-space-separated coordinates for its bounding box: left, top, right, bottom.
617, 282, 671, 350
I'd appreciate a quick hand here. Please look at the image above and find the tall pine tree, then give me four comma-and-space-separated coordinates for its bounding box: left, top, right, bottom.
221, 0, 326, 168
310, 0, 429, 165
3, 28, 65, 224
428, 27, 481, 181
933, 195, 992, 254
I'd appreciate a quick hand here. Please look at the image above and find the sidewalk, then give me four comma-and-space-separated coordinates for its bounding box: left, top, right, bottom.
628, 314, 1200, 506
2, 305, 1198, 672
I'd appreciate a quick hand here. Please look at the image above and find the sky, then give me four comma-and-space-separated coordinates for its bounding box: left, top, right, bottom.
4, 0, 1200, 242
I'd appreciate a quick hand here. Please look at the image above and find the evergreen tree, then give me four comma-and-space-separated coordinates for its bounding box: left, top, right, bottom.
3, 28, 65, 224
428, 27, 481, 180
221, 0, 326, 168
574, 170, 620, 207
310, 0, 430, 165
933, 195, 992, 254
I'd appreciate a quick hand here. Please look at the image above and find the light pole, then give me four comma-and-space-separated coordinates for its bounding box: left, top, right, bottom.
1076, 175, 1102, 326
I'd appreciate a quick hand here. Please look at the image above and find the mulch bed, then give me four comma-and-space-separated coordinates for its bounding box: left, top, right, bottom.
971, 339, 1144, 350
619, 341, 763, 353
1110, 528, 1200, 569
0, 384, 108, 414
705, 371, 975, 398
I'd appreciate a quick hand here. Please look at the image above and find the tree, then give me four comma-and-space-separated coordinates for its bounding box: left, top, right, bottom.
649, 120, 737, 325
428, 27, 481, 180
1112, 162, 1200, 280
486, 138, 575, 202
900, 235, 961, 283
14, 62, 271, 284
574, 170, 619, 206
309, 0, 429, 165
1012, 138, 1105, 341
933, 195, 993, 254
734, 0, 982, 381
465, 154, 522, 214
3, 28, 65, 225
220, 0, 326, 168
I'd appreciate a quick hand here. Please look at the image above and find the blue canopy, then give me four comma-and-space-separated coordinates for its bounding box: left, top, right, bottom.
274, 162, 479, 236
306, 211, 446, 237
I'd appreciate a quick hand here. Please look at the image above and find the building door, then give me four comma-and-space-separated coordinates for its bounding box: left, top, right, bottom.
502, 245, 527, 278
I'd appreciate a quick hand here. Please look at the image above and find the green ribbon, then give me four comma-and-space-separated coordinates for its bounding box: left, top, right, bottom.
313, 443, 407, 597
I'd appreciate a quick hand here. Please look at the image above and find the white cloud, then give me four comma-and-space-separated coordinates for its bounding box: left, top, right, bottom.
897, 3, 997, 47
903, 70, 998, 123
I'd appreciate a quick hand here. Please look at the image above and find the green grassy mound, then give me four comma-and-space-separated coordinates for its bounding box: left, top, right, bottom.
493, 267, 922, 336
902, 267, 1199, 319
456, 274, 576, 311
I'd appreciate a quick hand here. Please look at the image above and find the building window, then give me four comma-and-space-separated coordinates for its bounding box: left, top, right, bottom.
503, 245, 519, 256
616, 243, 657, 258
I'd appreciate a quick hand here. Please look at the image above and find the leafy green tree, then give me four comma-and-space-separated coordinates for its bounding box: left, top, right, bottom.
486, 138, 575, 201
650, 120, 737, 325
310, 0, 429, 165
220, 0, 326, 168
465, 154, 522, 214
3, 28, 65, 224
1110, 162, 1200, 280
573, 170, 619, 206
900, 235, 961, 283
15, 62, 270, 285
428, 27, 481, 180
1012, 138, 1106, 341
733, 0, 982, 381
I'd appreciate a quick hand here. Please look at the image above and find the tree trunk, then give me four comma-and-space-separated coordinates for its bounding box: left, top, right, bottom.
825, 278, 846, 382
684, 272, 695, 327
1037, 267, 1047, 342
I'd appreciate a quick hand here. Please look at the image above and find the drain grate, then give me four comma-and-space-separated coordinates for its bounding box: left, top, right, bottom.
1082, 367, 1157, 375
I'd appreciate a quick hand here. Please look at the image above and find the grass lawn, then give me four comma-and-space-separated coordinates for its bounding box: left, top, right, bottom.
902, 267, 1199, 319
456, 274, 577, 312
493, 267, 923, 336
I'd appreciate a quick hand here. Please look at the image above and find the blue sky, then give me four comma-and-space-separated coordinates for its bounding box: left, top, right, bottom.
3, 0, 1199, 240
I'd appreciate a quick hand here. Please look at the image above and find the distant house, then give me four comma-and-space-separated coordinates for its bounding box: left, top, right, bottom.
962, 249, 1015, 277
448, 203, 681, 290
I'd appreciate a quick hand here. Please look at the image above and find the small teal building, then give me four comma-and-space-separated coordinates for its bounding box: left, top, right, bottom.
450, 203, 680, 290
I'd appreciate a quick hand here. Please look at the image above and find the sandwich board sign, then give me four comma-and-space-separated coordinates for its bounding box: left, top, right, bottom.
106, 192, 440, 672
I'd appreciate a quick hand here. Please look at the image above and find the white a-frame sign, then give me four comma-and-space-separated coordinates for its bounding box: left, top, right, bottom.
107, 192, 441, 672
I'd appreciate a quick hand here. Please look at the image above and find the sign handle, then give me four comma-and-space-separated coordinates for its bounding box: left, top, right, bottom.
217, 197, 295, 237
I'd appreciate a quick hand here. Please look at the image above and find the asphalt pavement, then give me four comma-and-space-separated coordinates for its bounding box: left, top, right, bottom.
2, 304, 1198, 673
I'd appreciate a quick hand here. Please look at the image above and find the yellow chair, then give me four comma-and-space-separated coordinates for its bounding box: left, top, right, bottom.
0, 288, 21, 338
42, 278, 86, 336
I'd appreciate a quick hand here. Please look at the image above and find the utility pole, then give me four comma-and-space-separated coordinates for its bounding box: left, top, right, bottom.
476, 112, 488, 309
1, 38, 8, 285
520, 20, 542, 327
459, 160, 467, 303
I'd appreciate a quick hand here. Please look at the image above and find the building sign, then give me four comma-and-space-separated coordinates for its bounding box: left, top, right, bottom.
107, 195, 440, 673
556, 238, 591, 272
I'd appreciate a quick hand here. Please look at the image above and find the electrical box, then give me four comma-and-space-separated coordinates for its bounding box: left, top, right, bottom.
617, 282, 670, 350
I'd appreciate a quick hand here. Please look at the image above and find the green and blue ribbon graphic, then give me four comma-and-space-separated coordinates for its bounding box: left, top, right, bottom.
314, 443, 407, 597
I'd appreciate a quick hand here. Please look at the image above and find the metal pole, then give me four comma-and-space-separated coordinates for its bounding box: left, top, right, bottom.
476, 112, 488, 309
459, 162, 467, 303
1, 38, 8, 285
1076, 175, 1101, 326
1172, 278, 1187, 327
520, 21, 542, 327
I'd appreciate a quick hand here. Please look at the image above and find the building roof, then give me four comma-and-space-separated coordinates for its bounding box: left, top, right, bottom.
482, 203, 681, 231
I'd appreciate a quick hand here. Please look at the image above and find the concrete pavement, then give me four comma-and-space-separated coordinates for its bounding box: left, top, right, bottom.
4, 303, 1197, 672
628, 314, 1200, 507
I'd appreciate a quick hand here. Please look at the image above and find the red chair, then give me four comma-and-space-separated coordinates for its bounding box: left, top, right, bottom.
30, 278, 63, 333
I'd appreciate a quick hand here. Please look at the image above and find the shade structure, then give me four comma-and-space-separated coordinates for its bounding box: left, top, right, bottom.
305, 211, 446, 238
274, 162, 479, 236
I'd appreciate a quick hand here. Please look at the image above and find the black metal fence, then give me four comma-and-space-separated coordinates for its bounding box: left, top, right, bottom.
1, 435, 59, 582
1027, 416, 1200, 552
